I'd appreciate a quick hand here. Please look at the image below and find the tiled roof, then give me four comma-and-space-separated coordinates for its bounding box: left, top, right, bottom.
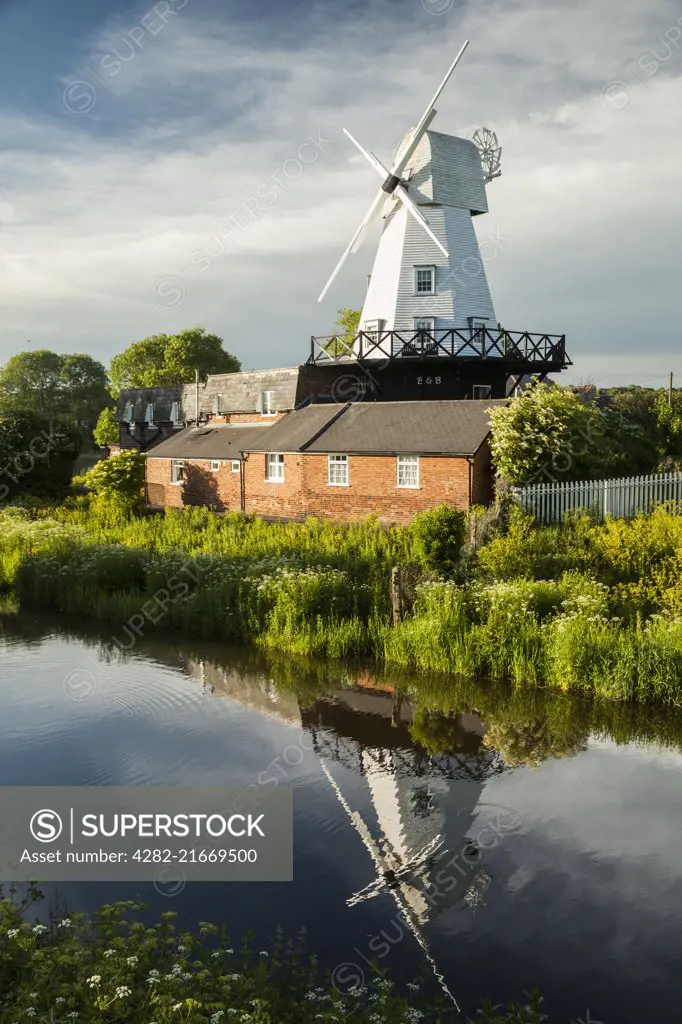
146, 424, 272, 460
242, 400, 507, 456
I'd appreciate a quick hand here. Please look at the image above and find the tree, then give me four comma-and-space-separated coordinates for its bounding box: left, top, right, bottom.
489, 381, 614, 487
58, 354, 110, 427
335, 308, 361, 346
323, 309, 361, 358
109, 328, 240, 394
93, 408, 119, 448
0, 350, 109, 429
0, 350, 63, 418
0, 411, 81, 502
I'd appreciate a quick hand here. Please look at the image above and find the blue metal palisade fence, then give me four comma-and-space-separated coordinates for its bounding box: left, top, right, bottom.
512, 471, 682, 524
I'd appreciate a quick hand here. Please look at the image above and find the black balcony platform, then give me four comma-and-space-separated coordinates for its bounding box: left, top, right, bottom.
308, 328, 570, 372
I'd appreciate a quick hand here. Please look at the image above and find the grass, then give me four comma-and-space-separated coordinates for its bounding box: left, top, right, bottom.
2, 500, 682, 703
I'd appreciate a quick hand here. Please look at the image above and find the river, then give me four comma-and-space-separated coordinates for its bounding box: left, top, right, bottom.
1, 607, 680, 1022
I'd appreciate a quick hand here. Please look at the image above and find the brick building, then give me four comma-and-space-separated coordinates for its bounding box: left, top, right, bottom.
144, 398, 504, 523
114, 322, 569, 523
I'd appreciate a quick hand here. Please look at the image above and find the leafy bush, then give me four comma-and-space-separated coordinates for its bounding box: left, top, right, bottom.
409, 505, 466, 574
489, 381, 612, 486
77, 450, 147, 514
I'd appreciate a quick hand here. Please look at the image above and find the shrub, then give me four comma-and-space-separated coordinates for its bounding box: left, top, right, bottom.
77, 450, 146, 514
409, 505, 466, 575
489, 380, 612, 486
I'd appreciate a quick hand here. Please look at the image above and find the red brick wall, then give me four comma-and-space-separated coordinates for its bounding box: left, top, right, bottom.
146, 445, 494, 523
146, 458, 242, 511
243, 452, 477, 524
205, 413, 285, 425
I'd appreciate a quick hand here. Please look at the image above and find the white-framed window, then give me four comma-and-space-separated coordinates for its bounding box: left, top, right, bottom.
231, 460, 241, 473
364, 318, 386, 334
397, 456, 420, 489
414, 317, 435, 333
266, 453, 285, 482
144, 403, 154, 426
470, 317, 488, 333
328, 454, 349, 486
171, 460, 184, 484
414, 266, 435, 294
472, 385, 492, 399
260, 391, 276, 417
212, 394, 221, 416
210, 460, 221, 472
170, 401, 182, 426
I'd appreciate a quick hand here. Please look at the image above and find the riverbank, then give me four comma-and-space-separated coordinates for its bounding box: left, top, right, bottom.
0, 888, 544, 1023
1, 502, 682, 703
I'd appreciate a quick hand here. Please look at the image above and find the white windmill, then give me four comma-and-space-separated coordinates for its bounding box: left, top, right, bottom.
318, 43, 503, 358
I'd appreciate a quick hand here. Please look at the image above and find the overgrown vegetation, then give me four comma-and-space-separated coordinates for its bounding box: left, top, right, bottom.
1, 498, 682, 702
0, 888, 545, 1024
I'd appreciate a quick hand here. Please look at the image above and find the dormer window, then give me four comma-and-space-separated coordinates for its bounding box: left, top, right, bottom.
123, 402, 134, 423
212, 394, 221, 416
414, 266, 435, 294
144, 403, 154, 426
260, 391, 276, 417
170, 401, 181, 426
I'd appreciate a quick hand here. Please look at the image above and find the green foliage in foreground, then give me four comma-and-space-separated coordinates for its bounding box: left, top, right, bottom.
0, 890, 542, 1024
1, 502, 682, 702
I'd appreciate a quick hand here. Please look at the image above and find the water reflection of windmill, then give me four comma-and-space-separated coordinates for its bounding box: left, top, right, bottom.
313, 718, 499, 930
304, 688, 504, 1003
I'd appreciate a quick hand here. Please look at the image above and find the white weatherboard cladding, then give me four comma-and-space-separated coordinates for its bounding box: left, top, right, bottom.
358, 204, 404, 332
358, 129, 495, 357
360, 203, 496, 346
400, 130, 488, 213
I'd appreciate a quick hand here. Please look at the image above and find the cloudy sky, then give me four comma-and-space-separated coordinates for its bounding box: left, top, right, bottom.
0, 0, 680, 384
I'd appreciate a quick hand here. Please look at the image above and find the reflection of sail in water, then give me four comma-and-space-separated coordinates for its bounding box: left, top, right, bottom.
319, 757, 461, 1010
309, 690, 505, 1010
180, 658, 501, 990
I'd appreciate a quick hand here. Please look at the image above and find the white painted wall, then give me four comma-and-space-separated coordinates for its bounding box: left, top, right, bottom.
358, 129, 496, 357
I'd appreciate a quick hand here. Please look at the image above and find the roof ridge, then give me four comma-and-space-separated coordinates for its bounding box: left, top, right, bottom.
299, 403, 352, 451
